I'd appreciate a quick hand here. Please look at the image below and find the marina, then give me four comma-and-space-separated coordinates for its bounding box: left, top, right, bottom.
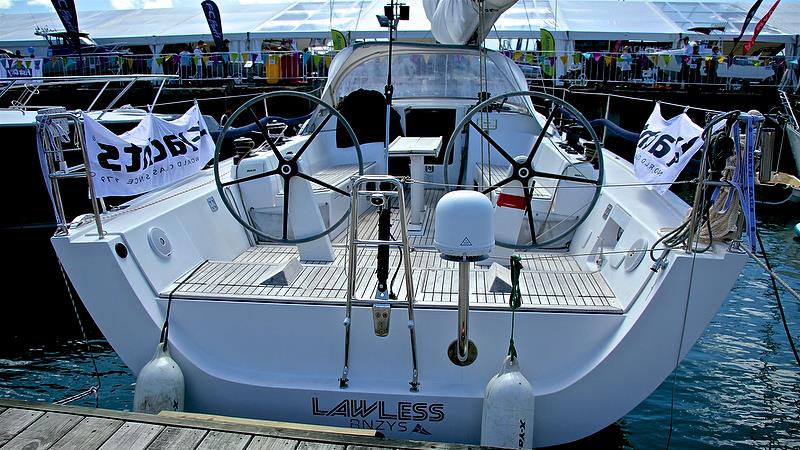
1, 0, 800, 448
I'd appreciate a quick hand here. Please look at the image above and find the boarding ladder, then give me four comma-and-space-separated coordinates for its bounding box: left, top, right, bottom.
340, 175, 419, 392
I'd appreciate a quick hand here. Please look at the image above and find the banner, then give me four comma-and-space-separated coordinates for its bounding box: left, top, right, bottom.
0, 58, 43, 78
743, 0, 781, 54
331, 29, 346, 51
83, 104, 214, 198
201, 0, 225, 50
539, 28, 555, 77
728, 0, 763, 60
634, 103, 704, 194
50, 0, 81, 52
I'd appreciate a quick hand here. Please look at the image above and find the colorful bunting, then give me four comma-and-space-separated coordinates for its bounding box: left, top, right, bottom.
560, 55, 568, 66
663, 54, 671, 65
604, 55, 613, 65
593, 53, 601, 62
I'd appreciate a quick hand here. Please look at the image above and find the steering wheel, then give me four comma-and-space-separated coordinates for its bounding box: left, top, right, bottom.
213, 90, 363, 244
443, 90, 604, 249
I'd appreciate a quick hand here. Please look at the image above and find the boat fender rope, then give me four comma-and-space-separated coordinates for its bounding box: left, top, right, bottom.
508, 255, 522, 359
160, 260, 209, 347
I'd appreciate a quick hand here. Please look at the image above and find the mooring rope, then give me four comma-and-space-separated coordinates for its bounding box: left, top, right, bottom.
742, 236, 800, 367
56, 262, 100, 407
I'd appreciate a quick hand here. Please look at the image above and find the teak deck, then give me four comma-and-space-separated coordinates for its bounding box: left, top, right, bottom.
0, 399, 470, 450
163, 188, 621, 313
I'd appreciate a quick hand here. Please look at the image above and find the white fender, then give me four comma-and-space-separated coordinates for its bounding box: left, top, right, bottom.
481, 356, 535, 449
133, 342, 185, 414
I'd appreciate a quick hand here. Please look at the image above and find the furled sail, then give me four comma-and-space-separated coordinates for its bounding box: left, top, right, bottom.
423, 0, 517, 45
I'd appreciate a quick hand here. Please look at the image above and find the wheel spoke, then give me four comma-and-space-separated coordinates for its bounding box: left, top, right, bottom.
524, 185, 537, 245
481, 176, 513, 195
248, 107, 283, 161
468, 120, 518, 165
532, 170, 600, 185
220, 168, 279, 187
291, 113, 332, 161
296, 171, 350, 196
525, 106, 558, 164
282, 177, 290, 240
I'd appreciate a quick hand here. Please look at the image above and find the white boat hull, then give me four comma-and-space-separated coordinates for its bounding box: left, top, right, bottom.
52, 155, 746, 446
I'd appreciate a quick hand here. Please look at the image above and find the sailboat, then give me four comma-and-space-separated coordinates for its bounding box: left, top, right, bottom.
39, 4, 757, 447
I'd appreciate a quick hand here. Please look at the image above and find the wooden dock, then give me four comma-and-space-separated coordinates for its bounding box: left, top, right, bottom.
0, 399, 472, 450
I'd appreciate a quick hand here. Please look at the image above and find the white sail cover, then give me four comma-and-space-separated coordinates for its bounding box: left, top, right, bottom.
424, 0, 517, 45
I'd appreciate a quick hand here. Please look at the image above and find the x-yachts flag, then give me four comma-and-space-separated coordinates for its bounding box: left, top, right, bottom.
50, 0, 80, 52
83, 105, 214, 198
201, 0, 225, 50
743, 0, 781, 54
634, 103, 704, 194
728, 0, 763, 60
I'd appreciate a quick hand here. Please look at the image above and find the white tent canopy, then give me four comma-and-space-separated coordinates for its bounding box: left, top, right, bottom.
0, 1, 797, 54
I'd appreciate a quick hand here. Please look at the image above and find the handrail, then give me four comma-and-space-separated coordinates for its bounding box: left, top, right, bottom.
38, 111, 104, 237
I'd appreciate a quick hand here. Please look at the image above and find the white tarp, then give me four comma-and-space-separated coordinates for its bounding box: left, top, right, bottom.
424, 0, 516, 45
83, 104, 214, 198
634, 103, 704, 194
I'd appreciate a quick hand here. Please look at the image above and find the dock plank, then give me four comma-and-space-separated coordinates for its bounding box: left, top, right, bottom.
99, 422, 165, 450
347, 446, 393, 450
196, 430, 251, 450
0, 408, 44, 446
1, 411, 82, 450
146, 426, 207, 450
0, 399, 470, 450
245, 436, 299, 450
51, 416, 123, 450
297, 442, 345, 450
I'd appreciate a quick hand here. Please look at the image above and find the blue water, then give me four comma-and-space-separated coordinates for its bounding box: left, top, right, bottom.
1, 220, 798, 449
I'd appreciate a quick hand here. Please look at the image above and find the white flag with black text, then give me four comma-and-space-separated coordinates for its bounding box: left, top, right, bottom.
83, 104, 214, 198
634, 103, 704, 194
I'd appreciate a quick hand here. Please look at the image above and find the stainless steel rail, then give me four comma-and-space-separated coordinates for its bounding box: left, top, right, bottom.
341, 175, 419, 392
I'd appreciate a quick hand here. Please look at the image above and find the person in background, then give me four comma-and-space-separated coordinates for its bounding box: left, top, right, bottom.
14, 50, 22, 59
27, 47, 35, 58
679, 36, 691, 88
179, 46, 192, 81
220, 39, 231, 78
194, 40, 205, 79
619, 46, 632, 82
707, 45, 720, 86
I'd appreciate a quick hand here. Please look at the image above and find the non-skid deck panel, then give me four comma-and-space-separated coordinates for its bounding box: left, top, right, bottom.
164, 246, 620, 313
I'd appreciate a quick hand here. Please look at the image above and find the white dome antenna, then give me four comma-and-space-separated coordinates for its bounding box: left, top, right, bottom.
434, 190, 494, 365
